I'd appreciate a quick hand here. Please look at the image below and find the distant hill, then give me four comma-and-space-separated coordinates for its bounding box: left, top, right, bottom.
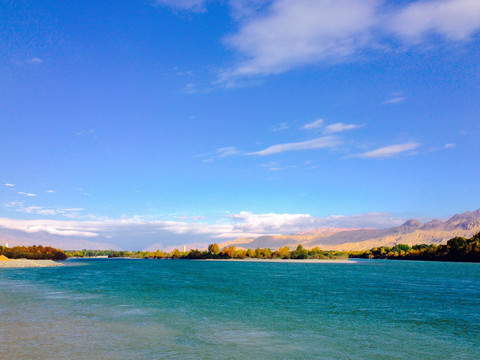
219, 209, 480, 251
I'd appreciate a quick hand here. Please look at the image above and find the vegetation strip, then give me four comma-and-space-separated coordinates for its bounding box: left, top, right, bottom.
2, 233, 479, 263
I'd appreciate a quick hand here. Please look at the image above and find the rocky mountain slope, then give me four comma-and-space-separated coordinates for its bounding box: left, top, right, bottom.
220, 209, 480, 251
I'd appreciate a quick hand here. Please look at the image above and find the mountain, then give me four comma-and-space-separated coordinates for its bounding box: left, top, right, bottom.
219, 209, 480, 251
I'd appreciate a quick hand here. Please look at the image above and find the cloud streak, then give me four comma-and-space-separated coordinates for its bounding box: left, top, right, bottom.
249, 136, 340, 156
382, 96, 406, 105
302, 119, 324, 130
351, 142, 420, 158
17, 192, 37, 197
323, 122, 363, 134
156, 0, 207, 11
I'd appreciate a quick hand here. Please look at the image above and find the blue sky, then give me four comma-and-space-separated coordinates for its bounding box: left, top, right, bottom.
1, 0, 479, 250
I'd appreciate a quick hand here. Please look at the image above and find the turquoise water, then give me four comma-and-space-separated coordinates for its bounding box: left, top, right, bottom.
1, 259, 479, 359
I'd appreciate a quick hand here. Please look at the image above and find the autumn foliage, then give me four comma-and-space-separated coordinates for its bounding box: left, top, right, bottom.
0, 245, 67, 260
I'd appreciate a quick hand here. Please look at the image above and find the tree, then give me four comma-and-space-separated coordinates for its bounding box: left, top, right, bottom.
226, 246, 236, 258
278, 246, 290, 259
208, 243, 220, 256
172, 249, 182, 259
291, 244, 308, 259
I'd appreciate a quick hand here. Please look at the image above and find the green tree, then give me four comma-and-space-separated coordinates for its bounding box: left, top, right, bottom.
291, 244, 308, 259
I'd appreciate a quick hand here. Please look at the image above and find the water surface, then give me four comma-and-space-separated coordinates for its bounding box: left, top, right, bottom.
1, 259, 479, 359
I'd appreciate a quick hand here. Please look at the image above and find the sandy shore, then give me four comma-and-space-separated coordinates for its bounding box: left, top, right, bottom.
0, 259, 63, 268
201, 258, 354, 263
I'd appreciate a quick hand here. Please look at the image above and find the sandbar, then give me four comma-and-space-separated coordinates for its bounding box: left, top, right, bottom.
0, 259, 63, 268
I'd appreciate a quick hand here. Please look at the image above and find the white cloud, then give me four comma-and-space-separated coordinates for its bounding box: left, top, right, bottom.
157, 0, 207, 11
226, 211, 403, 234
4, 183, 15, 187
382, 96, 406, 105
0, 218, 99, 238
45, 190, 55, 193
323, 122, 362, 134
223, 0, 379, 78
218, 0, 480, 81
250, 136, 340, 156
17, 192, 37, 197
351, 142, 420, 158
388, 0, 480, 42
0, 211, 405, 250
302, 118, 324, 130
444, 143, 455, 149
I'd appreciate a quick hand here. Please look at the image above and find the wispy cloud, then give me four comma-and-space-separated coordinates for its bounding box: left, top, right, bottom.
184, 82, 198, 94
195, 146, 243, 162
249, 136, 340, 156
5, 201, 85, 218
45, 190, 55, 193
156, 0, 207, 11
75, 129, 95, 136
17, 192, 37, 197
260, 161, 296, 171
217, 146, 242, 158
4, 183, 15, 187
19, 57, 43, 65
323, 122, 363, 134
444, 143, 455, 149
350, 142, 420, 158
382, 96, 406, 105
271, 122, 289, 132
301, 119, 324, 130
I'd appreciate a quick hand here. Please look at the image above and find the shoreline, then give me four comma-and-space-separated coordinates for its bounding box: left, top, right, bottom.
0, 259, 63, 268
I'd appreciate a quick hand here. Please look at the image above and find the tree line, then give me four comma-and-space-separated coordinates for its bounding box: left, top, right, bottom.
6, 232, 480, 263
0, 245, 67, 260
350, 232, 480, 262
66, 244, 348, 260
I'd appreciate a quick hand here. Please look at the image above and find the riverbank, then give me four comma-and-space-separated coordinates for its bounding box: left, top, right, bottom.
0, 259, 63, 268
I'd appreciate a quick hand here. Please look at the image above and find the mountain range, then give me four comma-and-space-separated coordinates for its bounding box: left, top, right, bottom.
1, 209, 479, 251
219, 209, 480, 251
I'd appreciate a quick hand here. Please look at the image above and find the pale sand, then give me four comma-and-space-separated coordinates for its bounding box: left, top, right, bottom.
200, 258, 354, 263
0, 259, 63, 268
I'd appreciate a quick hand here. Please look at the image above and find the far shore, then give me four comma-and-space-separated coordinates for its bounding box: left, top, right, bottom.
199, 258, 354, 263
66, 257, 353, 263
0, 259, 63, 268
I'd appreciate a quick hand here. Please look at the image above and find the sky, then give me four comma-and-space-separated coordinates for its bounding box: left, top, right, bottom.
1, 0, 479, 250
